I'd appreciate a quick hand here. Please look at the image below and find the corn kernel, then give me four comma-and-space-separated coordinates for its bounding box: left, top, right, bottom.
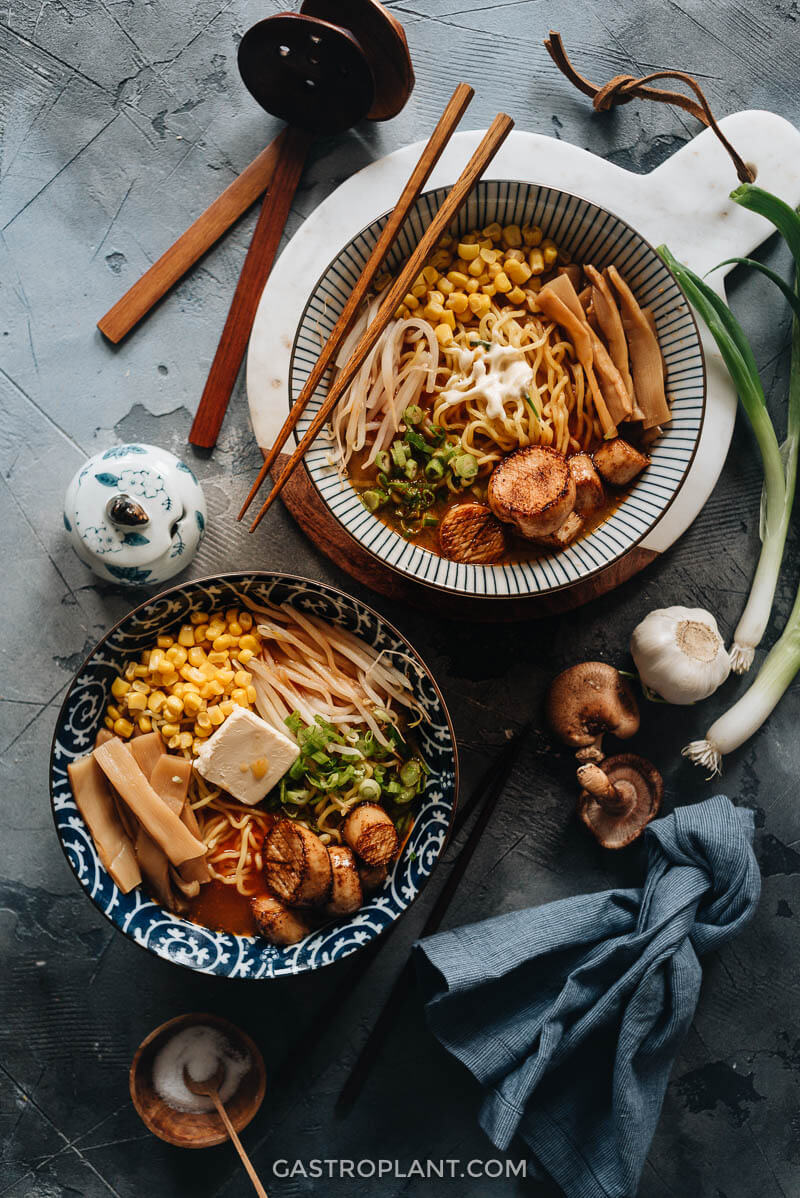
457, 242, 480, 261
212, 634, 235, 651
430, 250, 451, 271
161, 721, 180, 739
542, 242, 558, 267
446, 291, 469, 315
187, 646, 206, 667
238, 613, 253, 634
447, 270, 469, 289
403, 293, 419, 310
411, 282, 427, 299
231, 688, 249, 707
461, 232, 477, 244
183, 692, 204, 717
126, 691, 148, 712
133, 664, 149, 678
164, 695, 184, 720
148, 649, 164, 673
440, 308, 456, 331
428, 290, 444, 306
167, 733, 181, 750
107, 704, 121, 722
193, 722, 211, 739
202, 680, 225, 698
147, 691, 165, 714
507, 286, 526, 305
124, 661, 137, 681
236, 647, 255, 666
196, 710, 212, 731
178, 731, 193, 750
487, 262, 501, 279
155, 656, 174, 676
250, 757, 268, 781
161, 669, 179, 687
207, 650, 228, 665
523, 224, 543, 246
138, 715, 152, 734
394, 303, 410, 320
206, 619, 226, 639
238, 635, 260, 654
111, 677, 130, 700
208, 705, 225, 726
178, 625, 195, 646
193, 625, 209, 644
190, 611, 208, 625
494, 271, 512, 294
423, 301, 445, 323
437, 276, 454, 296
434, 323, 453, 346
481, 283, 497, 297
246, 685, 257, 704
422, 266, 439, 285
216, 668, 235, 686
166, 645, 187, 667
502, 223, 522, 248
465, 278, 480, 295
505, 258, 532, 285
467, 257, 484, 277
104, 716, 115, 730
234, 670, 253, 688
529, 248, 544, 275
479, 246, 500, 264
113, 717, 134, 738
156, 634, 173, 649
469, 293, 491, 317
483, 221, 502, 241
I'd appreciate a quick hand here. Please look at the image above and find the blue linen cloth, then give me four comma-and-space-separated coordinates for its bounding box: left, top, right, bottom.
415, 796, 760, 1198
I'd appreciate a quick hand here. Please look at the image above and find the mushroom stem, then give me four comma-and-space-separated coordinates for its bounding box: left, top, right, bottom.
576, 763, 632, 814
575, 736, 605, 763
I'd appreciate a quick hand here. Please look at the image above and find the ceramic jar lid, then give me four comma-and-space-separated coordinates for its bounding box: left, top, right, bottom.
64, 444, 207, 587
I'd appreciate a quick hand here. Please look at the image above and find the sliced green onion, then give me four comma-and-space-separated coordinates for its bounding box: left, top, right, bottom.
524, 390, 540, 419
425, 458, 445, 481
375, 450, 391, 474
470, 337, 492, 350
403, 404, 424, 425
358, 777, 381, 801
452, 453, 479, 481
405, 428, 434, 457
404, 459, 419, 480
361, 489, 386, 512
390, 440, 409, 468
423, 514, 439, 527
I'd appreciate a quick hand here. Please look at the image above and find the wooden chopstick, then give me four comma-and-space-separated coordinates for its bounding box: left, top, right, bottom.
237, 82, 475, 522
97, 130, 288, 345
335, 725, 530, 1115
249, 110, 514, 531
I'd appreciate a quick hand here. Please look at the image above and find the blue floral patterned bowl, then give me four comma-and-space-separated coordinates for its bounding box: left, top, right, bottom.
49, 572, 458, 978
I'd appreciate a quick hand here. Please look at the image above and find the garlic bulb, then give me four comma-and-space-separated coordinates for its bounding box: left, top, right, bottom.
630, 607, 731, 705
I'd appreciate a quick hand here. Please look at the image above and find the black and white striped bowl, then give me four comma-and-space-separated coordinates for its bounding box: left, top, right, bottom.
291, 180, 705, 598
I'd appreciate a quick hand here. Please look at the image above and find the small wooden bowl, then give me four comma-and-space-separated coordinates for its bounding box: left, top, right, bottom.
130, 1013, 266, 1148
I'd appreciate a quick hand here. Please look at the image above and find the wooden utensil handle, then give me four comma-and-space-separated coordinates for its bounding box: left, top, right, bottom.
97, 131, 288, 344
239, 81, 474, 520
210, 1091, 268, 1198
190, 125, 313, 449
251, 111, 513, 526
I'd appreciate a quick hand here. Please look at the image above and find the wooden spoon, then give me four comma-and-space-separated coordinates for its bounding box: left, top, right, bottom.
183, 1064, 268, 1198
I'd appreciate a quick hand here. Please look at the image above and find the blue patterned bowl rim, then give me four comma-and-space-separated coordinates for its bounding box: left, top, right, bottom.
289, 179, 706, 598
49, 572, 459, 978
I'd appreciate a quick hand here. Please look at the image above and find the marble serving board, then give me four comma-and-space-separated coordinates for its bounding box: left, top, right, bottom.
246, 112, 800, 606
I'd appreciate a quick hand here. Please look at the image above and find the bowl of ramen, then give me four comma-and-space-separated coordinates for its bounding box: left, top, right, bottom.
50, 572, 457, 978
290, 180, 705, 597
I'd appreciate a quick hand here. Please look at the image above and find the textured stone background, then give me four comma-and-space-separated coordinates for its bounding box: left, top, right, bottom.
2, 1, 799, 1195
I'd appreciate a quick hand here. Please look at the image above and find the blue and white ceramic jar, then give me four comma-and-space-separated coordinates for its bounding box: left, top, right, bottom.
63, 443, 207, 587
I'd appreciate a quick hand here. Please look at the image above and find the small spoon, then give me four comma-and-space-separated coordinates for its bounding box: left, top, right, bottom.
183, 1063, 268, 1198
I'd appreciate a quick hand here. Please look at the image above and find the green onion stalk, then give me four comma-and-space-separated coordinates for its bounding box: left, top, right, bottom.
660, 185, 800, 774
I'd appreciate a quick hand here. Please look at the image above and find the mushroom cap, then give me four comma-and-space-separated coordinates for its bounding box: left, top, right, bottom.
546, 662, 640, 749
577, 753, 663, 849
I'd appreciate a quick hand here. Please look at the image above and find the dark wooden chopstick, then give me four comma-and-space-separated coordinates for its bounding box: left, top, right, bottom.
268, 731, 527, 1099
249, 110, 514, 531
237, 82, 475, 522
97, 131, 289, 345
335, 725, 530, 1115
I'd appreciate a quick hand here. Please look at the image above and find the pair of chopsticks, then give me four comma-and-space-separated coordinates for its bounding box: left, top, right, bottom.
335, 725, 529, 1114
239, 98, 515, 531
263, 726, 528, 1113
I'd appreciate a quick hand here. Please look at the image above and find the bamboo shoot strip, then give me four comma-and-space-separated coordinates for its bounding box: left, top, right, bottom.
93, 738, 205, 866
67, 755, 142, 893
149, 754, 192, 816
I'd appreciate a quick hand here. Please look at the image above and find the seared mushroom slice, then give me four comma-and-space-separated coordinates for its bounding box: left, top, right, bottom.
325, 844, 364, 917
593, 438, 649, 487
576, 754, 663, 849
251, 894, 311, 946
546, 662, 640, 762
343, 802, 399, 866
535, 510, 584, 549
568, 453, 605, 515
358, 861, 389, 893
263, 819, 333, 907
488, 446, 576, 539
439, 502, 507, 563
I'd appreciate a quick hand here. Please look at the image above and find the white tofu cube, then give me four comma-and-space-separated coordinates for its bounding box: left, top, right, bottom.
193, 706, 300, 806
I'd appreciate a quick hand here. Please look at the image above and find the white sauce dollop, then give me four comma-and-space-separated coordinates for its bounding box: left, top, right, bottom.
439, 342, 534, 420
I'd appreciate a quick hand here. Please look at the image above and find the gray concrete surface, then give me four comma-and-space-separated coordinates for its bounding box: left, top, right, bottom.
2, 1, 799, 1195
